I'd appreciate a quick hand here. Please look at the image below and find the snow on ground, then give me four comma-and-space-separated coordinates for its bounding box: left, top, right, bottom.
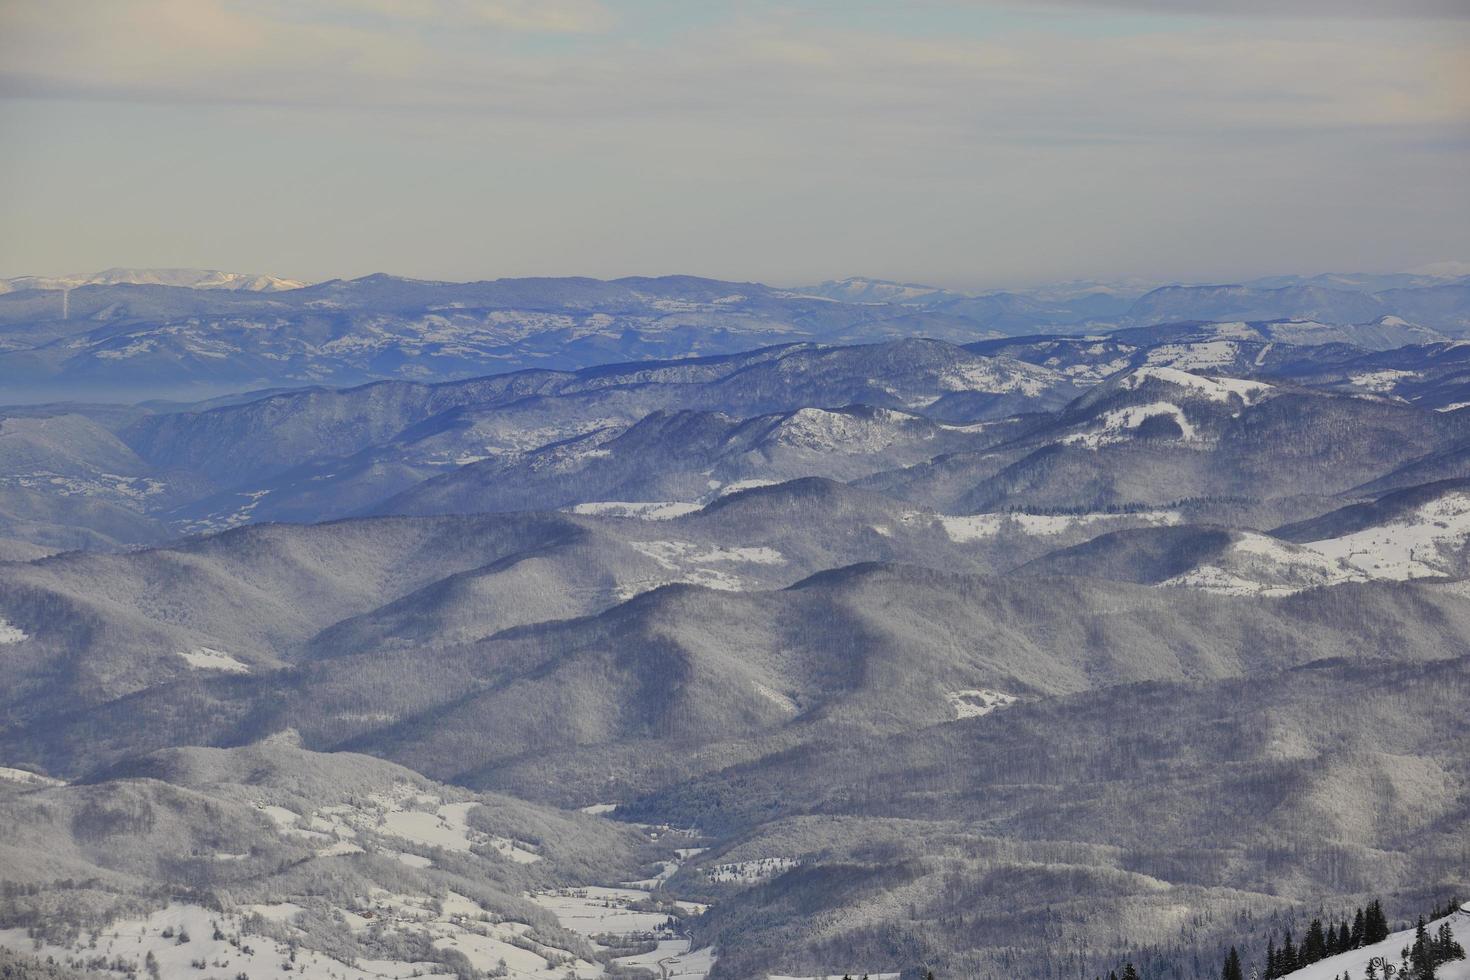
937, 509, 1181, 542
0, 766, 63, 787
1305, 491, 1470, 581
580, 802, 619, 815
0, 617, 28, 644
1144, 340, 1240, 371
769, 407, 914, 453
705, 857, 801, 884
946, 689, 1018, 719
1348, 369, 1418, 392
0, 903, 454, 980
939, 359, 1052, 397
253, 783, 541, 866
533, 886, 675, 936
715, 478, 781, 497
1155, 497, 1470, 596
624, 539, 786, 592
1159, 532, 1370, 597
176, 646, 251, 672
629, 540, 784, 568
343, 888, 603, 980
1120, 366, 1273, 404
1061, 401, 1198, 447
623, 859, 682, 889
531, 845, 716, 980
569, 500, 704, 520
1277, 911, 1468, 980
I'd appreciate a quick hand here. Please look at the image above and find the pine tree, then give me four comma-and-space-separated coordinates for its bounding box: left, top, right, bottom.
1282, 930, 1299, 975
1307, 920, 1329, 964
1340, 924, 1354, 953
1410, 917, 1436, 980
1267, 938, 1279, 979
1224, 947, 1244, 980
1435, 922, 1465, 964
1353, 910, 1367, 949
1122, 962, 1141, 980
1366, 901, 1390, 945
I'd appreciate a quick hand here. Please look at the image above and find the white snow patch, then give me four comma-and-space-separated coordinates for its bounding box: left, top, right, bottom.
176, 646, 251, 673
0, 617, 28, 644
716, 478, 780, 497
938, 510, 1181, 542
1159, 532, 1369, 596
706, 857, 801, 884
0, 903, 454, 980
1120, 366, 1272, 404
1349, 369, 1417, 392
1144, 340, 1240, 371
1304, 491, 1470, 581
570, 500, 704, 520
0, 766, 62, 787
1061, 401, 1198, 447
627, 540, 786, 591
580, 802, 619, 815
946, 689, 1018, 719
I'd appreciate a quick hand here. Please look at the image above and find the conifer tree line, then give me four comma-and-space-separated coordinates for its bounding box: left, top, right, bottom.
1222, 897, 1466, 980
1261, 900, 1392, 978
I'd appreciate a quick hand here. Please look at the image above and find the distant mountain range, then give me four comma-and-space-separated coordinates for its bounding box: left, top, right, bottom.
0, 267, 1466, 402
0, 266, 306, 293
3, 266, 1470, 980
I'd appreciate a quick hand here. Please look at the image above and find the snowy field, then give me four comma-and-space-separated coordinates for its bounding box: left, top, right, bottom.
0, 904, 455, 980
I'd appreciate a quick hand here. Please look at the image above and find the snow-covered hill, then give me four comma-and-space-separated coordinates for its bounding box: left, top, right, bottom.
1277, 910, 1468, 980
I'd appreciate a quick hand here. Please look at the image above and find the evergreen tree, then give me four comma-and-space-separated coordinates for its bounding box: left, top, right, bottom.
1122, 963, 1141, 980
1353, 911, 1367, 949
1410, 918, 1436, 980
1282, 930, 1299, 975
1224, 947, 1244, 980
1306, 920, 1329, 964
1267, 938, 1278, 979
1340, 924, 1354, 953
1435, 922, 1465, 964
1366, 901, 1391, 945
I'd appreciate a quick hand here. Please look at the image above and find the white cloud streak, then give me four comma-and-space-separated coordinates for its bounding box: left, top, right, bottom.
0, 0, 1465, 284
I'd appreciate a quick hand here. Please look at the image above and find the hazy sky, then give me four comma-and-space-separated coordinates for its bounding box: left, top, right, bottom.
1, 0, 1467, 289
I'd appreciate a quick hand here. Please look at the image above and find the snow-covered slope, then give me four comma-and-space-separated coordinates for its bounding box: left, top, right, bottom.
1276, 911, 1468, 980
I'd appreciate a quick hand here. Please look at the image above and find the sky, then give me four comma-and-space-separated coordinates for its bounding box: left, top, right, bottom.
1, 0, 1468, 290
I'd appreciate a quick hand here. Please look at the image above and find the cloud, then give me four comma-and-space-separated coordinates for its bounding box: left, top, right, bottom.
955, 0, 1470, 18
1, 0, 1466, 288
1, 0, 1465, 148
318, 0, 613, 32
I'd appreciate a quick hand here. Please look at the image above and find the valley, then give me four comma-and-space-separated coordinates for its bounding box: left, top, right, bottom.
2, 270, 1469, 980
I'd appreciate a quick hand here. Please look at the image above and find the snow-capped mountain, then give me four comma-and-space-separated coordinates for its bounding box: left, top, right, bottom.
4, 268, 1470, 980
0, 267, 307, 293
